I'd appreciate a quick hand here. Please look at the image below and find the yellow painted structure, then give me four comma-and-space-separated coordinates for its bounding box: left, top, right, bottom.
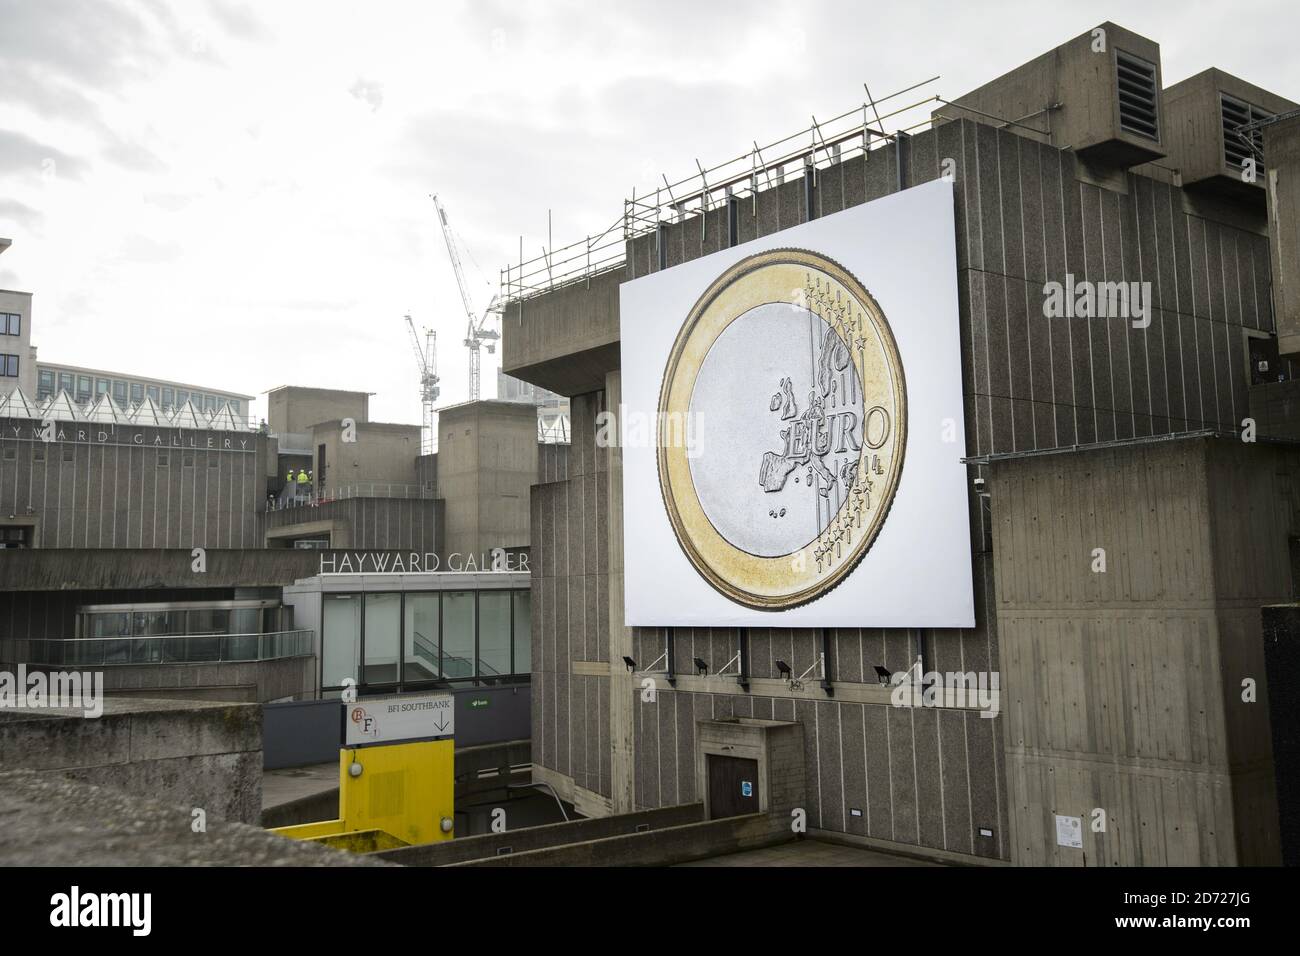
272, 739, 455, 850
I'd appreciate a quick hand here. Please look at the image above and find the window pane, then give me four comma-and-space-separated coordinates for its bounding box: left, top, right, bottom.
403, 593, 440, 682
322, 594, 361, 689
441, 592, 475, 679
513, 590, 531, 674
187, 608, 229, 634
478, 592, 511, 678
130, 383, 143, 402
58, 372, 73, 393
146, 384, 161, 403
363, 593, 400, 685
230, 607, 259, 635
96, 378, 109, 394
91, 612, 130, 638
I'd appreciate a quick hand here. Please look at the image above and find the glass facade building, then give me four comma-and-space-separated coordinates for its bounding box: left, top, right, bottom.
283, 572, 532, 698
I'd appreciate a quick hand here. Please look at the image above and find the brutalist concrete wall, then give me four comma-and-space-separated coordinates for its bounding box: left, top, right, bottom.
990, 438, 1291, 865
438, 400, 539, 558
1250, 380, 1300, 441
1263, 603, 1300, 867
91, 656, 315, 703
0, 419, 270, 549
0, 698, 263, 823
530, 392, 612, 807
1266, 115, 1300, 358
518, 114, 1281, 864
263, 497, 441, 551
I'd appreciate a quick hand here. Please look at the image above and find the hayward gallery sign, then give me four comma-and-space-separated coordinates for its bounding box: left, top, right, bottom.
5, 422, 253, 451
319, 550, 530, 574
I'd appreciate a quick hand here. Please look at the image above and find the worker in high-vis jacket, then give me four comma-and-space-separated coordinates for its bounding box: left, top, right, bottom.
296, 469, 309, 484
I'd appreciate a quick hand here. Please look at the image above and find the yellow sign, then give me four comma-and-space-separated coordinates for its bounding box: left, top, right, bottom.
272, 738, 455, 850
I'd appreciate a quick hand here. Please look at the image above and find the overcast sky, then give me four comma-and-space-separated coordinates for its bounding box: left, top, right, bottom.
1, 0, 1296, 424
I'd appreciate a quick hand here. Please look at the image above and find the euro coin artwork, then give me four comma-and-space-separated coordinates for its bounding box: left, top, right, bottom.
657, 248, 907, 610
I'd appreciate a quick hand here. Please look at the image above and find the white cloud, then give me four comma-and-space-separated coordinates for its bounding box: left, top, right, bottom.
0, 0, 1296, 425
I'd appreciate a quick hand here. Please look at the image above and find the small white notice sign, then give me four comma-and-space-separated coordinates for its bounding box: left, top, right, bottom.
1055, 814, 1084, 849
345, 693, 454, 746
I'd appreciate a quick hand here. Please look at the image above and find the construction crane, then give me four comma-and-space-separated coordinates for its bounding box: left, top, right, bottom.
405, 314, 439, 454
432, 193, 501, 402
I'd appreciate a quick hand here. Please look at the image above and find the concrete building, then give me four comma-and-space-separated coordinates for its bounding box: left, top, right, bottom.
267, 385, 369, 437
436, 400, 540, 560
0, 377, 564, 704
500, 21, 1298, 864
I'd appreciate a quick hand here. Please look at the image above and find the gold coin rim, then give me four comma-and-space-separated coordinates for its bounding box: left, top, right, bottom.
655, 247, 908, 610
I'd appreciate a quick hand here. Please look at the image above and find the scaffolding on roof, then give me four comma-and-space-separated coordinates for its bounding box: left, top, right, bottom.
499, 76, 943, 305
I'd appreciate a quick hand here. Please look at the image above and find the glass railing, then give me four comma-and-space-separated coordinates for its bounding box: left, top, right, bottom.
0, 629, 313, 667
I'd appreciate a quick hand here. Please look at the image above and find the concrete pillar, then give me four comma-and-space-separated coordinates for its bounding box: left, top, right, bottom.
605, 369, 636, 813
1266, 115, 1300, 357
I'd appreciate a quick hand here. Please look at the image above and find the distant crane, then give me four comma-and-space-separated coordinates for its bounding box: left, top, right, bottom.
432, 193, 501, 402
405, 313, 439, 454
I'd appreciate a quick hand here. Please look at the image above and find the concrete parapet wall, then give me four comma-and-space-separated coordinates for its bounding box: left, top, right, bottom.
449, 810, 787, 867
0, 697, 263, 823
88, 656, 313, 703
0, 770, 384, 866
378, 802, 702, 866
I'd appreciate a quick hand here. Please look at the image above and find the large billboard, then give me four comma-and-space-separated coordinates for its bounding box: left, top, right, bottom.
619, 179, 972, 627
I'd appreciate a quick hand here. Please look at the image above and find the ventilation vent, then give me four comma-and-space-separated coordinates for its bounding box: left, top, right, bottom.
1116, 50, 1159, 140
1221, 93, 1269, 173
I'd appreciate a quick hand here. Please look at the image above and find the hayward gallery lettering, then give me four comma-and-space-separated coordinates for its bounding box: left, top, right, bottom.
319, 551, 530, 574
7, 423, 252, 450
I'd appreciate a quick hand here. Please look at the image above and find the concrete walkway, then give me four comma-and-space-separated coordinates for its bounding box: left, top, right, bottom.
676, 839, 942, 867
263, 761, 338, 810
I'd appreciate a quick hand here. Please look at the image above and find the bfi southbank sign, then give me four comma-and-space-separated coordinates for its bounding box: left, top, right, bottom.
319, 550, 530, 575
8, 422, 253, 451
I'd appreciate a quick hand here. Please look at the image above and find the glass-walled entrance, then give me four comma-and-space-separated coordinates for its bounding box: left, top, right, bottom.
315, 587, 530, 697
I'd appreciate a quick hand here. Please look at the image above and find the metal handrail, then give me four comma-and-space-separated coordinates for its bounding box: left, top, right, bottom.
269, 483, 435, 510
1, 629, 314, 667
500, 76, 943, 303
